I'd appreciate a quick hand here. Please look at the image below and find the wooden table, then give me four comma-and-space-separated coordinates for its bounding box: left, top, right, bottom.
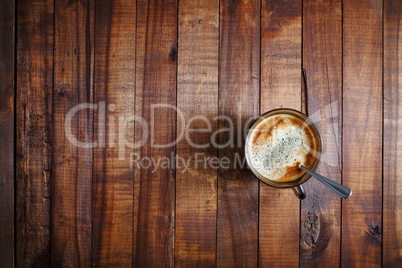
1, 0, 401, 267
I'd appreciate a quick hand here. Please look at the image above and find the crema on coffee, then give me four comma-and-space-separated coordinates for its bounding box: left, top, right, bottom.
247, 114, 316, 182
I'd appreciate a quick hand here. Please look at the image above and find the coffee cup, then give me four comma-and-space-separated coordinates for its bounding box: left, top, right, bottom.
245, 108, 322, 199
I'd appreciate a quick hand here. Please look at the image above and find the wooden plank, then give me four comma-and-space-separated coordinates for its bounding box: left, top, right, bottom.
51, 0, 94, 266
134, 0, 176, 266
259, 0, 301, 266
92, 0, 135, 266
16, 0, 53, 267
300, 0, 342, 266
176, 163, 217, 267
0, 0, 14, 266
175, 0, 219, 266
217, 0, 260, 266
383, 0, 402, 266
342, 0, 382, 266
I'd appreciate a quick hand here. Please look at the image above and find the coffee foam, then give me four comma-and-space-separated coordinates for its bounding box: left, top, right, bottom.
247, 114, 316, 182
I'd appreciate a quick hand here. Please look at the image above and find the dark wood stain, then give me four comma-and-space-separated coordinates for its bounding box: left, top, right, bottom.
175, 0, 219, 266
301, 68, 308, 115
263, 0, 301, 34
218, 0, 260, 266
134, 0, 176, 266
0, 0, 14, 266
301, 0, 342, 266
342, 0, 383, 266
169, 42, 177, 63
93, 0, 113, 264
16, 0, 53, 267
2, 0, 401, 267
51, 0, 94, 266
92, 0, 135, 266
383, 0, 402, 266
134, 0, 155, 265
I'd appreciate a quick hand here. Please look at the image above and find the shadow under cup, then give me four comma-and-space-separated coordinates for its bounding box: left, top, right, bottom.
245, 108, 323, 199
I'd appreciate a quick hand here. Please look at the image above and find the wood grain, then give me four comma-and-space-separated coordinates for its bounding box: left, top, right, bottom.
92, 0, 135, 266
51, 0, 94, 266
260, 0, 301, 266
301, 0, 342, 266
342, 0, 382, 266
134, 0, 177, 266
8, 0, 402, 265
0, 0, 14, 266
384, 0, 402, 266
16, 0, 53, 267
217, 0, 260, 266
176, 163, 217, 267
175, 0, 219, 266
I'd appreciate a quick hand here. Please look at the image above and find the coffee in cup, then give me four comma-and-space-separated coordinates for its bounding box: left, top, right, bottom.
246, 112, 317, 183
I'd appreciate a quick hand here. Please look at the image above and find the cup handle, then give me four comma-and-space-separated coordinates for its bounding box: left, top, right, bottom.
292, 185, 306, 200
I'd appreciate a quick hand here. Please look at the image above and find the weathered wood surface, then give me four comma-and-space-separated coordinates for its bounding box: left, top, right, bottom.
52, 0, 94, 266
16, 0, 53, 267
134, 0, 177, 266
383, 0, 402, 267
3, 0, 402, 267
0, 0, 14, 267
175, 0, 219, 267
217, 0, 260, 266
301, 0, 342, 266
342, 0, 383, 267
260, 0, 301, 266
92, 0, 136, 266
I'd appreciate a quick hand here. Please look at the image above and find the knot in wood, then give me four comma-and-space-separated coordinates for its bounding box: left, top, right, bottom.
369, 224, 381, 238
303, 211, 320, 245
